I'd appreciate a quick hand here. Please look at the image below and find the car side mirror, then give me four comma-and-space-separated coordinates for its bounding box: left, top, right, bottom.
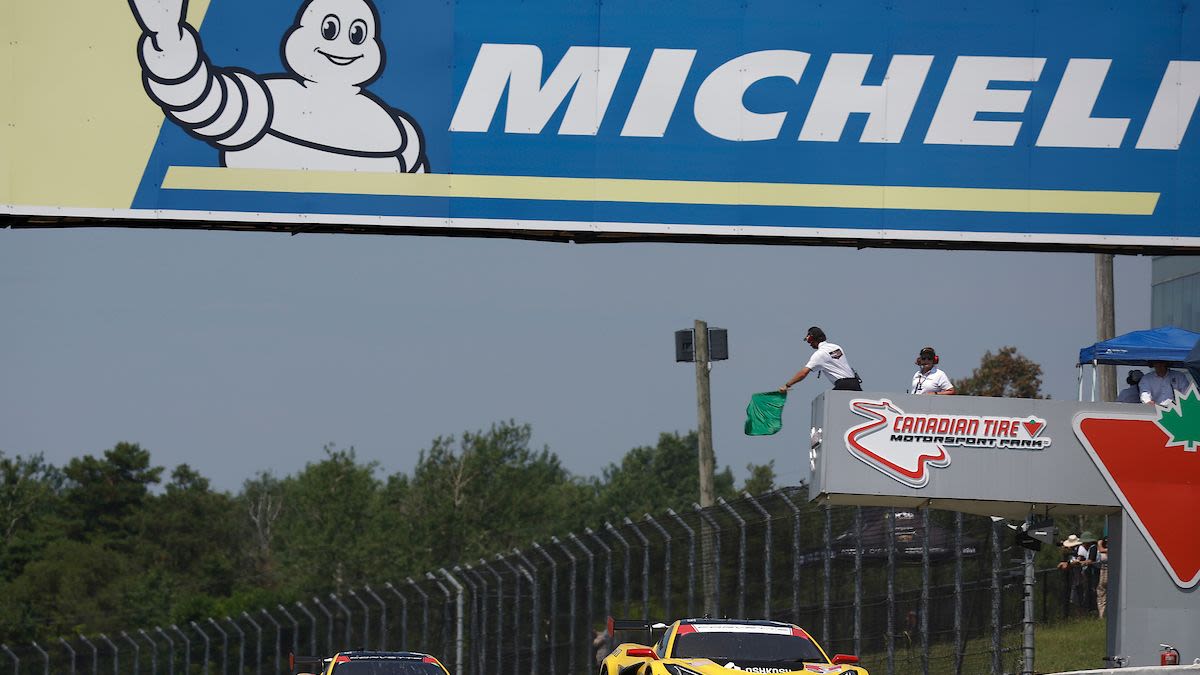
625, 647, 659, 660
831, 654, 860, 665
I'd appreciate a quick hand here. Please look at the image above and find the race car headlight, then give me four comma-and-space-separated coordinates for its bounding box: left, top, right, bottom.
663, 664, 704, 675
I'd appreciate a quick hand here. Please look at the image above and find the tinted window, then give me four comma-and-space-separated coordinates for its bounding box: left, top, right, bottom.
671, 632, 825, 663
331, 661, 446, 675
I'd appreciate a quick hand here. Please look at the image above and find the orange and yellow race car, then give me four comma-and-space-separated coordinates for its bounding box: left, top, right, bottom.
601, 618, 868, 675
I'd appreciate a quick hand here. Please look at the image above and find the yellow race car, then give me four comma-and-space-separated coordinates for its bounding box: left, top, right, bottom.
291, 650, 452, 675
601, 618, 868, 675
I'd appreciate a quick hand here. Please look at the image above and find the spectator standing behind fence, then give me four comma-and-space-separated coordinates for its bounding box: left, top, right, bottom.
909, 346, 955, 395
1139, 360, 1191, 406
1117, 370, 1144, 403
1096, 536, 1110, 618
1057, 534, 1088, 616
779, 326, 862, 393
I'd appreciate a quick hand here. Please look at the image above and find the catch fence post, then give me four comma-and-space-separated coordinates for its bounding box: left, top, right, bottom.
622, 518, 651, 622
512, 551, 540, 675
454, 567, 479, 675
497, 555, 523, 675
744, 493, 772, 619
349, 590, 371, 651
222, 618, 243, 675
406, 577, 431, 652
296, 602, 319, 656
854, 506, 863, 655
693, 504, 721, 617
666, 509, 695, 617
605, 523, 632, 616
0, 643, 17, 675
482, 561, 504, 669
260, 608, 282, 675
585, 529, 612, 623
136, 631, 156, 675
58, 637, 77, 675
171, 626, 191, 675
79, 634, 98, 675
991, 520, 1003, 675
281, 604, 307, 657
30, 642, 48, 675
205, 618, 228, 675
776, 492, 802, 623
189, 623, 209, 675
364, 586, 388, 650
553, 536, 579, 675
426, 573, 453, 658
822, 505, 832, 644
120, 632, 139, 675
441, 568, 466, 675
955, 512, 965, 675
571, 534, 597, 672
921, 509, 931, 675
886, 511, 896, 675
718, 498, 747, 619
241, 613, 261, 675
463, 565, 488, 675
643, 515, 672, 621
312, 597, 334, 654
99, 635, 118, 675
330, 594, 353, 650
384, 583, 409, 650
154, 628, 174, 675
533, 543, 558, 675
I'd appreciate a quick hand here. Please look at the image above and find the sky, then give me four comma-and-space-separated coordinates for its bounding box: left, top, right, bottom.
0, 227, 1151, 492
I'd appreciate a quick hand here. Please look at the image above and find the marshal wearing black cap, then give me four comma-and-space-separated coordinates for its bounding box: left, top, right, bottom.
910, 346, 955, 395
780, 326, 862, 393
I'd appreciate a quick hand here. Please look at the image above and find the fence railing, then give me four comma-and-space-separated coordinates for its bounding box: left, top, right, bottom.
1, 486, 1032, 675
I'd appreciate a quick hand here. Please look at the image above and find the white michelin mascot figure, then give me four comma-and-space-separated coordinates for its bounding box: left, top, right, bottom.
129, 0, 428, 172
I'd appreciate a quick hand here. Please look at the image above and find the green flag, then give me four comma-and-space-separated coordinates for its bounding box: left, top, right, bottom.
744, 391, 787, 436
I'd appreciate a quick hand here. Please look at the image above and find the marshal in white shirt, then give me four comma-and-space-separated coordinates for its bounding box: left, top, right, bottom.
911, 367, 954, 395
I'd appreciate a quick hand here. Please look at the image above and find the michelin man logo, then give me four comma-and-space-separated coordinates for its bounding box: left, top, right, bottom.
129, 0, 429, 172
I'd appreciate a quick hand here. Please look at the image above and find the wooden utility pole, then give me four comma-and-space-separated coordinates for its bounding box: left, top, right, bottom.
695, 319, 716, 508
1095, 254, 1116, 401
694, 319, 717, 616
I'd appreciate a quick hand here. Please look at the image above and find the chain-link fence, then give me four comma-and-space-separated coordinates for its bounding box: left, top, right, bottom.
0, 487, 1030, 675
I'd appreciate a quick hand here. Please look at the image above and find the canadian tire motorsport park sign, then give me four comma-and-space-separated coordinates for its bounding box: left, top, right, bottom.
2, 0, 1200, 250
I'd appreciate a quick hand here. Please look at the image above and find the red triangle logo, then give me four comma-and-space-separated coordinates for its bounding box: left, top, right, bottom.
1074, 412, 1200, 588
1022, 419, 1045, 437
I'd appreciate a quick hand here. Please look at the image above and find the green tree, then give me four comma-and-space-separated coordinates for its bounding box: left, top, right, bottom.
397, 421, 596, 570
742, 460, 776, 496
956, 346, 1047, 398
594, 431, 736, 520
0, 452, 63, 583
61, 442, 162, 543
271, 445, 383, 593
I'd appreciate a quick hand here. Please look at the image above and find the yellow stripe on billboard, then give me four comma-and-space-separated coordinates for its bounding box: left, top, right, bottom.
163, 167, 1159, 216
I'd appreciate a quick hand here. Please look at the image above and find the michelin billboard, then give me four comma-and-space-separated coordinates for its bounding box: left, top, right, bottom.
2, 0, 1199, 249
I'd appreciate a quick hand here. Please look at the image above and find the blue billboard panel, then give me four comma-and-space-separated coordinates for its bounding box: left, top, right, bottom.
8, 0, 1198, 249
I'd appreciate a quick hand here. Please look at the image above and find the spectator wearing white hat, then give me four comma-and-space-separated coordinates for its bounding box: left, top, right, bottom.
1117, 369, 1144, 403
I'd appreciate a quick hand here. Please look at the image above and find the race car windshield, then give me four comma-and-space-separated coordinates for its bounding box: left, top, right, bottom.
671, 631, 826, 663
331, 662, 446, 675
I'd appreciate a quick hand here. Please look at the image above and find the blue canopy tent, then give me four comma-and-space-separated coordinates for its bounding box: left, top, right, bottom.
1077, 326, 1200, 400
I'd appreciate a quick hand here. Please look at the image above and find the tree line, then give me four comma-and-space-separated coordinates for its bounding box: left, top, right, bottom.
0, 423, 774, 644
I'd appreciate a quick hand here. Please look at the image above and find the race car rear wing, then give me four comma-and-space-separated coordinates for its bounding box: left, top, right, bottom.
289, 653, 325, 674
607, 617, 669, 643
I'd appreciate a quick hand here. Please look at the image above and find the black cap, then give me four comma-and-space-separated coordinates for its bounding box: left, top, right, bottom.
806, 326, 826, 343
918, 346, 937, 360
